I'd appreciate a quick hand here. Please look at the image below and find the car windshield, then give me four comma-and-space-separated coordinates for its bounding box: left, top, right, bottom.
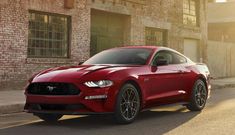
83, 48, 153, 65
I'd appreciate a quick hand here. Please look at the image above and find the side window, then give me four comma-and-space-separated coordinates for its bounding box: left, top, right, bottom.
152, 51, 173, 66
171, 52, 187, 64
152, 50, 187, 66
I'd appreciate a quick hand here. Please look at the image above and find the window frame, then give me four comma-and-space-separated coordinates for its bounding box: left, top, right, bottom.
151, 50, 187, 66
145, 27, 168, 46
183, 0, 199, 27
27, 10, 71, 58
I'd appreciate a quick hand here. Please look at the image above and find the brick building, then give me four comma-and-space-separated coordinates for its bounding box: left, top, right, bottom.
0, 0, 208, 90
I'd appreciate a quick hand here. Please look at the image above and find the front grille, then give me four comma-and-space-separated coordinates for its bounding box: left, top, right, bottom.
27, 83, 80, 95
26, 103, 85, 111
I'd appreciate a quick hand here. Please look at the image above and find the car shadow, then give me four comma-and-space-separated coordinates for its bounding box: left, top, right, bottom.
8, 106, 199, 135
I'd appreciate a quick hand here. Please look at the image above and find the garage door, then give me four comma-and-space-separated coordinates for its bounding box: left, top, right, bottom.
230, 46, 235, 76
184, 39, 199, 62
91, 10, 127, 56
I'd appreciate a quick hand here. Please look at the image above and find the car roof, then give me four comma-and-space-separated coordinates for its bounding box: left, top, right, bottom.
113, 45, 174, 52
118, 45, 159, 49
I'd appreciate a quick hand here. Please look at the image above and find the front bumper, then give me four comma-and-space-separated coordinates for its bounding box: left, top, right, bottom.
24, 83, 120, 114
24, 103, 112, 115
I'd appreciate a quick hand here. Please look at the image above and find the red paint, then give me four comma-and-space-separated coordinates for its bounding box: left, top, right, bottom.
24, 46, 211, 114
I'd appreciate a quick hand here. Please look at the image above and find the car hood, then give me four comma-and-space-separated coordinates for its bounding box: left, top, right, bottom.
32, 65, 129, 83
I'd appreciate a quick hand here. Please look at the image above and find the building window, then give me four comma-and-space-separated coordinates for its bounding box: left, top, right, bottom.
183, 0, 198, 26
28, 11, 70, 58
145, 27, 167, 46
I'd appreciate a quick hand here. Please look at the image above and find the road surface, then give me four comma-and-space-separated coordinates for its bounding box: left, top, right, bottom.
1, 88, 235, 135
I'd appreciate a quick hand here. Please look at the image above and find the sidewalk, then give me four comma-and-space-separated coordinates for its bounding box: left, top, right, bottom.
0, 78, 235, 114
211, 77, 235, 89
0, 90, 25, 114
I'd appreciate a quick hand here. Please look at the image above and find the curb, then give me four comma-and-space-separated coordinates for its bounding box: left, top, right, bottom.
0, 103, 24, 114
212, 84, 235, 90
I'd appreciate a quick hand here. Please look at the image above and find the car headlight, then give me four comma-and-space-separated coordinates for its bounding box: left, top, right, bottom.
84, 80, 113, 88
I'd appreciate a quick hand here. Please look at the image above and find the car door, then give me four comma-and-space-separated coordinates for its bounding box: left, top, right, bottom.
145, 50, 186, 104
171, 53, 192, 95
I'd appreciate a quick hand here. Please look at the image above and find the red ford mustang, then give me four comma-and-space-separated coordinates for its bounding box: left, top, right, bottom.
24, 46, 211, 124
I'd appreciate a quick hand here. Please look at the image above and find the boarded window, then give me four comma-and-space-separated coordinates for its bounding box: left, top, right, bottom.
28, 11, 70, 58
145, 27, 167, 46
183, 0, 198, 26
91, 10, 129, 56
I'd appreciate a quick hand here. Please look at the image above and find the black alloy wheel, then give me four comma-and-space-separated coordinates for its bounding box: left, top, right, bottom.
187, 79, 208, 111
114, 83, 140, 124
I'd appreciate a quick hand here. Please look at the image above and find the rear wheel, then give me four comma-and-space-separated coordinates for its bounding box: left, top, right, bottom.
35, 113, 63, 122
186, 79, 208, 111
114, 83, 140, 124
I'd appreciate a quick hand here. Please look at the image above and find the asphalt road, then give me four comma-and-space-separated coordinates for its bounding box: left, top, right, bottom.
1, 88, 235, 135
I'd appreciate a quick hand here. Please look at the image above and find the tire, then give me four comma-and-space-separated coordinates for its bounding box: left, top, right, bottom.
114, 83, 141, 124
186, 79, 208, 111
35, 113, 63, 122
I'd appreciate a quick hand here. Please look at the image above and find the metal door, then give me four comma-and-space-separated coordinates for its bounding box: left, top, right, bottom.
184, 39, 199, 62
91, 10, 125, 56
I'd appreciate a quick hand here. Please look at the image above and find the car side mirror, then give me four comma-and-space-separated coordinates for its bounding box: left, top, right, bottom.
156, 59, 168, 66
78, 62, 84, 65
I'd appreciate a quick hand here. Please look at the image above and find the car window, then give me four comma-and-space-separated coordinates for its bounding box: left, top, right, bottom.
171, 53, 187, 64
152, 51, 172, 66
152, 50, 187, 66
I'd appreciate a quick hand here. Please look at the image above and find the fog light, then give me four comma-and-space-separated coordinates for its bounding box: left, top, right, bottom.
85, 95, 107, 100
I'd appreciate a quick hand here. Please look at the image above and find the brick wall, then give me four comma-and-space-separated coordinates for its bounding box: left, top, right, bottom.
0, 0, 90, 90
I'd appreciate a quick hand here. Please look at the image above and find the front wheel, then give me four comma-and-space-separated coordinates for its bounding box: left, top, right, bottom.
114, 83, 141, 124
186, 79, 208, 111
35, 113, 63, 122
